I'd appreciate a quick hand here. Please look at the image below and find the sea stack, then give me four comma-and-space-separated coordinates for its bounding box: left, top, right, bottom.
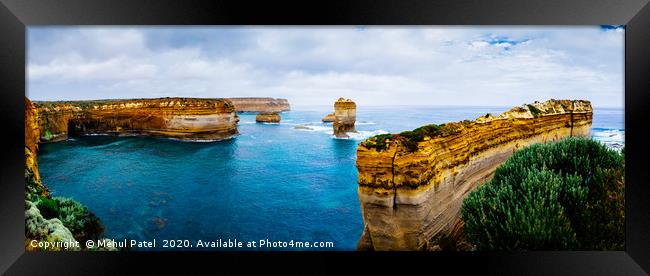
322, 113, 335, 123
256, 112, 281, 123
333, 98, 357, 138
355, 99, 593, 251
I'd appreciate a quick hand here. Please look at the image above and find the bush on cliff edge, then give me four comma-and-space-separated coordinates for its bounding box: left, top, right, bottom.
460, 137, 624, 250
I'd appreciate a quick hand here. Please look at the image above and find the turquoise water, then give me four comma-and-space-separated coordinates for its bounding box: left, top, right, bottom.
38, 106, 624, 250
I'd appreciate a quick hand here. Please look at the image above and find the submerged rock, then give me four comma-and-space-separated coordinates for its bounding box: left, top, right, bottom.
294, 125, 313, 130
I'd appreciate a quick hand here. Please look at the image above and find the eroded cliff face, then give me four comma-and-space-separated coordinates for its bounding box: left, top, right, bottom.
228, 97, 290, 113
25, 98, 45, 192
35, 98, 239, 142
355, 99, 593, 251
333, 98, 357, 138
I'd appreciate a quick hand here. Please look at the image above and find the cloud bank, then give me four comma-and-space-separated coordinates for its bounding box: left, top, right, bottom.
28, 26, 624, 108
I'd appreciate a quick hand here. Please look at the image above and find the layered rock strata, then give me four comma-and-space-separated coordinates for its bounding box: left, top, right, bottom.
25, 98, 45, 191
34, 97, 239, 142
333, 98, 357, 138
322, 113, 335, 123
256, 112, 281, 123
355, 99, 593, 250
227, 97, 290, 113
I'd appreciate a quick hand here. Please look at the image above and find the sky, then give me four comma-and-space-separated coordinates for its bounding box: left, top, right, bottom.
27, 26, 624, 108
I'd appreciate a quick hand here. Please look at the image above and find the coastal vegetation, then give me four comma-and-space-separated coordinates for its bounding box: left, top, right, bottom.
526, 104, 542, 117
25, 166, 109, 250
460, 137, 625, 250
362, 120, 472, 152
360, 133, 393, 151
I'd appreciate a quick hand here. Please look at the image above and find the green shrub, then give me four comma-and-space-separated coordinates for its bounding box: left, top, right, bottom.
362, 133, 393, 151
24, 164, 106, 246
36, 196, 60, 219
461, 137, 624, 250
25, 168, 46, 200
398, 124, 443, 152
461, 120, 473, 127
402, 140, 419, 152
412, 124, 442, 138
54, 197, 105, 242
527, 104, 542, 117
400, 130, 423, 142
30, 193, 105, 243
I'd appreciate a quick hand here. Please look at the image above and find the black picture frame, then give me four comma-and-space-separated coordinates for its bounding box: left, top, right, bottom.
1, 0, 649, 274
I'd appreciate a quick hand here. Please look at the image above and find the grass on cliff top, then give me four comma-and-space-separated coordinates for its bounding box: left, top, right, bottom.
363, 121, 472, 152
361, 134, 393, 151
460, 137, 624, 250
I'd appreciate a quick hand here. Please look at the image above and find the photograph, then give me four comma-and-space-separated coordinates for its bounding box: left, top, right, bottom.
24, 26, 624, 251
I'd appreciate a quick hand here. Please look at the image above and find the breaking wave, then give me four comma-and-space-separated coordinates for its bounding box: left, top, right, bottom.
591, 128, 625, 150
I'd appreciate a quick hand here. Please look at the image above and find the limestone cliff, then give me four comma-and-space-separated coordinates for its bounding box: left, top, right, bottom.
35, 97, 239, 142
333, 98, 357, 138
25, 98, 117, 251
355, 99, 593, 250
25, 98, 45, 193
256, 112, 281, 123
228, 97, 290, 113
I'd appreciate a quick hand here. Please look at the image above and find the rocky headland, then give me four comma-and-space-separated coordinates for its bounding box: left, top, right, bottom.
355, 99, 593, 250
228, 97, 290, 113
256, 112, 281, 123
333, 98, 357, 138
25, 98, 116, 251
35, 97, 239, 142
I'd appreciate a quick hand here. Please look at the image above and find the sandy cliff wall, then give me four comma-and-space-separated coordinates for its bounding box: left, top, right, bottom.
333, 98, 357, 138
355, 99, 593, 250
25, 98, 44, 189
227, 97, 290, 113
34, 98, 239, 142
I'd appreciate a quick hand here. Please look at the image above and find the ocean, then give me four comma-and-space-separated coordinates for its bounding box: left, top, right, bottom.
37, 106, 624, 250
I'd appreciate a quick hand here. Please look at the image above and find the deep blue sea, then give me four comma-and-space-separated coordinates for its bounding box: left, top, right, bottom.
38, 106, 624, 250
